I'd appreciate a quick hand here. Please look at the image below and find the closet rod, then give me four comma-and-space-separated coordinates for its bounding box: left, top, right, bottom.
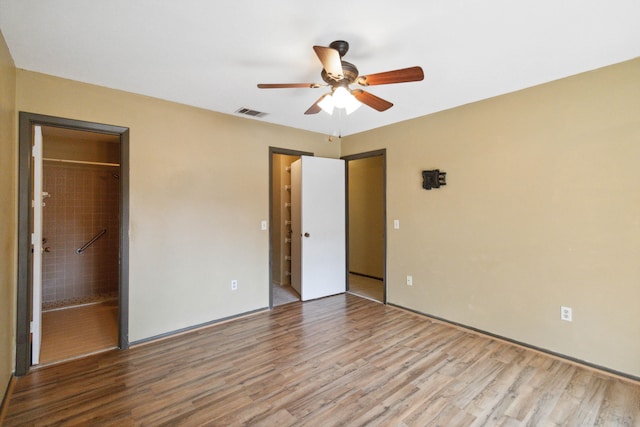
43, 157, 120, 167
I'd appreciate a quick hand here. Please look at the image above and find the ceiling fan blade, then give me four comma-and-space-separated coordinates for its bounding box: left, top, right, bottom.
313, 46, 343, 80
257, 83, 321, 89
352, 89, 394, 112
357, 66, 424, 86
304, 94, 330, 115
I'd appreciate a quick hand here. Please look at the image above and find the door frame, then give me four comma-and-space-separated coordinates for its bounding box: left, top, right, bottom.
342, 149, 387, 303
268, 147, 312, 309
16, 112, 130, 376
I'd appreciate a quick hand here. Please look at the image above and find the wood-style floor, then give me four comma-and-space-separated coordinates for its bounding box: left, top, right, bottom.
348, 273, 384, 303
4, 294, 639, 426
40, 300, 118, 365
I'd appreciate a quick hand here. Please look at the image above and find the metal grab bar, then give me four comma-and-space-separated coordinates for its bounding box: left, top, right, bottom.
76, 229, 107, 254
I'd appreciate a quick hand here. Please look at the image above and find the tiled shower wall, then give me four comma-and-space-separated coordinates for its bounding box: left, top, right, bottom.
42, 163, 120, 306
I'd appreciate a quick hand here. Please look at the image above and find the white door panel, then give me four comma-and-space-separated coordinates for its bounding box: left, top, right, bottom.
291, 156, 345, 301
31, 125, 43, 365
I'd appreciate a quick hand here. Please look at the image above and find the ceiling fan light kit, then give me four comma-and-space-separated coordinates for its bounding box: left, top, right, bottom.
257, 40, 424, 116
318, 86, 362, 115
316, 93, 335, 115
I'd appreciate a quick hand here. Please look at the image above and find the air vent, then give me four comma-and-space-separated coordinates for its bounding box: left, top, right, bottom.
235, 107, 267, 118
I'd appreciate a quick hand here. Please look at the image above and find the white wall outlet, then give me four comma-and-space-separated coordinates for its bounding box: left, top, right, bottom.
231, 280, 238, 291
261, 220, 267, 231
406, 275, 413, 286
560, 306, 572, 321
393, 219, 400, 229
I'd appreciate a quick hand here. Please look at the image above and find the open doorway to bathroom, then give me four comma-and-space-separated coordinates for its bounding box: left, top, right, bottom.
38, 126, 121, 365
17, 113, 129, 376
269, 147, 312, 307
344, 150, 386, 303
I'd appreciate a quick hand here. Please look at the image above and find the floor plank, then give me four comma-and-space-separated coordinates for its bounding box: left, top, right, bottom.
4, 294, 639, 426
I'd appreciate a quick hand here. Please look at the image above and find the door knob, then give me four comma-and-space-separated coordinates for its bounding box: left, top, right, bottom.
43, 247, 51, 253
304, 232, 310, 237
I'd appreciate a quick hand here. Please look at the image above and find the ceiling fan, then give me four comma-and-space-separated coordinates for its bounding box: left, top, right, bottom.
257, 40, 424, 115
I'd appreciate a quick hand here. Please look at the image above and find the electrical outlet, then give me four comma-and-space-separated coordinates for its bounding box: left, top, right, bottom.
231, 280, 238, 291
261, 220, 267, 230
560, 306, 572, 321
406, 275, 413, 286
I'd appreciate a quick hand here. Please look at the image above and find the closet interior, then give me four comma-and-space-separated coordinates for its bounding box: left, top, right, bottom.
271, 153, 300, 306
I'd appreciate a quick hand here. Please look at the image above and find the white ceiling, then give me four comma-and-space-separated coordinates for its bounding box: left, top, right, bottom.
1, 1, 639, 136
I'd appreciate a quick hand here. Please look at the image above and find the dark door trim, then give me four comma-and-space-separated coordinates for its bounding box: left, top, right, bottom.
16, 112, 130, 376
342, 149, 387, 303
268, 147, 313, 309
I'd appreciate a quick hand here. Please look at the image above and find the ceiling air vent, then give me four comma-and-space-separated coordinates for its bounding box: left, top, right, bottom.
235, 107, 267, 118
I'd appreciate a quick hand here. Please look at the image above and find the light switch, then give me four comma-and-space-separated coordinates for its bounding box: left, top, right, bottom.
261, 220, 268, 231
393, 219, 400, 229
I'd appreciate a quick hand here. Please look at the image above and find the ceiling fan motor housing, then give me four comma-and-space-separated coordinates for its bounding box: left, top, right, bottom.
329, 40, 349, 57
321, 60, 359, 86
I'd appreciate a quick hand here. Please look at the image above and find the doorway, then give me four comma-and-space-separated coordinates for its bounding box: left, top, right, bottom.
269, 147, 312, 307
16, 113, 129, 376
343, 150, 386, 303
40, 126, 120, 365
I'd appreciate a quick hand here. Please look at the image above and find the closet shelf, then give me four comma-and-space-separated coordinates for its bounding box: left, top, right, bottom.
44, 157, 120, 167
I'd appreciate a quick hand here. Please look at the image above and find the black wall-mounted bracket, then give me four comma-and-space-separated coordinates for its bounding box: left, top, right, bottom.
422, 170, 446, 190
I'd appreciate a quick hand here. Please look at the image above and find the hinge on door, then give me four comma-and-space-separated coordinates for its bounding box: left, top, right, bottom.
30, 321, 34, 333
31, 233, 35, 245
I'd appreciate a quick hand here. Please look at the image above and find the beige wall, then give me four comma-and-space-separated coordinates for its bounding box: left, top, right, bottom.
43, 129, 120, 164
0, 30, 16, 402
348, 156, 384, 278
15, 70, 339, 342
343, 58, 640, 376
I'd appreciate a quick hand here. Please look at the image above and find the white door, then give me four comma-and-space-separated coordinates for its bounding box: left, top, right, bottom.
31, 125, 43, 365
291, 156, 346, 301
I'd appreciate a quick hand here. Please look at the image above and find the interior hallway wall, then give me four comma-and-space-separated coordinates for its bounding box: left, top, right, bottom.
15, 70, 339, 342
348, 156, 384, 278
0, 29, 17, 403
342, 58, 640, 377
